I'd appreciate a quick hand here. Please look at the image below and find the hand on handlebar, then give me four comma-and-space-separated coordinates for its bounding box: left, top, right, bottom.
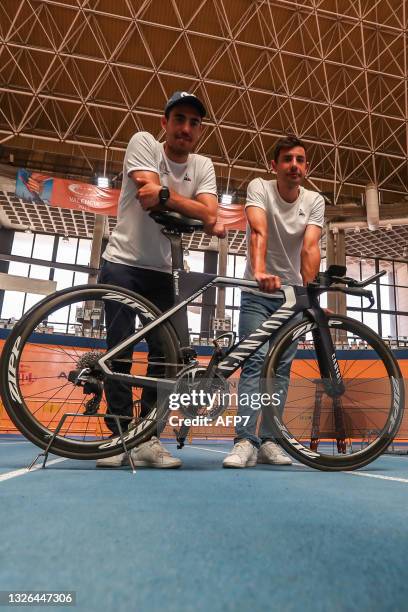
255, 272, 281, 293
136, 178, 161, 210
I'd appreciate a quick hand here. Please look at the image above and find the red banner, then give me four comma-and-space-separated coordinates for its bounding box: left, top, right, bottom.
218, 202, 246, 230
51, 179, 119, 216
16, 168, 247, 228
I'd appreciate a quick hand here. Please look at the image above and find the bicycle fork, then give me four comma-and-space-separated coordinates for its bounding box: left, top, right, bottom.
309, 311, 347, 454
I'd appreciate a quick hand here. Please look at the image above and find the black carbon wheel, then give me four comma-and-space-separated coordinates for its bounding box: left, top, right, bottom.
0, 284, 181, 460
261, 314, 404, 471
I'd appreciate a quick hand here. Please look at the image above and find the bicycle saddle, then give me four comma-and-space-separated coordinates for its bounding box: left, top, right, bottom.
149, 210, 204, 234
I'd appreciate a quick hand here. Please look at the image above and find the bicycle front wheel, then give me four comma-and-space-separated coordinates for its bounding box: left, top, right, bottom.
0, 284, 181, 460
262, 314, 404, 471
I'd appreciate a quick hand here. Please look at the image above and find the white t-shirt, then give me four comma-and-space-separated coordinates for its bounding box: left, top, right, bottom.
243, 179, 325, 288
103, 132, 217, 272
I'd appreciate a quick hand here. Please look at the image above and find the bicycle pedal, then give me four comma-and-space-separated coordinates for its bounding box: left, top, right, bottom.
180, 346, 197, 363
310, 438, 319, 451
337, 438, 347, 454
173, 428, 186, 450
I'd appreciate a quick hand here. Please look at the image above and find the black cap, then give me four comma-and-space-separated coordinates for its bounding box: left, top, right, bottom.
164, 91, 206, 118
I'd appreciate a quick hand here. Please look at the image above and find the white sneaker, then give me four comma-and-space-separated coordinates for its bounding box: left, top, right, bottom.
257, 441, 292, 465
96, 452, 129, 468
223, 439, 258, 468
130, 437, 182, 468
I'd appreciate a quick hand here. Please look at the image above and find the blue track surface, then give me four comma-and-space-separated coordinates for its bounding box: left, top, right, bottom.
1, 439, 408, 612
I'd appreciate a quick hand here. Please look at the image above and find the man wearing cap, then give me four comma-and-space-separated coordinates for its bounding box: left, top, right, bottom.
97, 91, 224, 468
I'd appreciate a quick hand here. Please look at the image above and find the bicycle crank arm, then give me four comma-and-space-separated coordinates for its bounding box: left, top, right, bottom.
173, 424, 190, 449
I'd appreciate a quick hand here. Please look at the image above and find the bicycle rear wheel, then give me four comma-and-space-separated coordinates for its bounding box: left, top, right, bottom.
0, 284, 181, 460
262, 314, 404, 471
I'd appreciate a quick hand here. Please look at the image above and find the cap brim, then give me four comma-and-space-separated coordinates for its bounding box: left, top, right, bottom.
166, 96, 206, 118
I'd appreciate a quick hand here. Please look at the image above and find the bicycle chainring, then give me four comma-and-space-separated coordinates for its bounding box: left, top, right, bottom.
173, 365, 229, 418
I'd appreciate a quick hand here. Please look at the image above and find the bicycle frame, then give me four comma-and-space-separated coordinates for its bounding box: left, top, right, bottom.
96, 220, 353, 400
97, 272, 342, 392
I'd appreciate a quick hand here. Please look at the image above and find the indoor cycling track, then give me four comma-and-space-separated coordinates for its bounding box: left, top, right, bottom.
1, 437, 408, 612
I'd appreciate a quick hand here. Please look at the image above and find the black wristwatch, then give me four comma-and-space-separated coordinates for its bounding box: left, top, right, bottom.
159, 186, 170, 206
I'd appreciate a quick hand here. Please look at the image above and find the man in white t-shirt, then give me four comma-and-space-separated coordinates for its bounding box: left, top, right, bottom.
223, 135, 325, 468
97, 91, 224, 469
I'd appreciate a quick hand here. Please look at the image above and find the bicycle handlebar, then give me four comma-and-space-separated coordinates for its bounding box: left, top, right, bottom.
330, 270, 385, 288
331, 286, 375, 308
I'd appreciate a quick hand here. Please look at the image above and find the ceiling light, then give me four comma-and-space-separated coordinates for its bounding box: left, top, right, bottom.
221, 193, 232, 205
97, 176, 110, 188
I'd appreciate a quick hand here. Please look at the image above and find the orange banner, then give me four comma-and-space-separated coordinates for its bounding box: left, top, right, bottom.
17, 168, 247, 226
51, 179, 119, 216
218, 202, 246, 230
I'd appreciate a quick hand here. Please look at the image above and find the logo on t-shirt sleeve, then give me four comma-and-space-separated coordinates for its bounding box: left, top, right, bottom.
159, 160, 170, 176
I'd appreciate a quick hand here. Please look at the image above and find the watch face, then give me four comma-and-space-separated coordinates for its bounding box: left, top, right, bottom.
160, 187, 170, 203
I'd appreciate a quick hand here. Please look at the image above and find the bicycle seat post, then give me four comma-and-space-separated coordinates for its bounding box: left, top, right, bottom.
162, 228, 184, 273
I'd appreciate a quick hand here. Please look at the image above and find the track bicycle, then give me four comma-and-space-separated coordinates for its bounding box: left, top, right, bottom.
0, 211, 404, 471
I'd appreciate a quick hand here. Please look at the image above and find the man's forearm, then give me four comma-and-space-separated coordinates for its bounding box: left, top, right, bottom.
167, 190, 216, 226
301, 245, 321, 284
250, 231, 267, 275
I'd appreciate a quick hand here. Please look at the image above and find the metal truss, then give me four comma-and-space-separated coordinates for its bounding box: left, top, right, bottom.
0, 0, 407, 201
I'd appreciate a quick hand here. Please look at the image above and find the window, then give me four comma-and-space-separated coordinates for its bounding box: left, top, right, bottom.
0, 232, 93, 325
184, 250, 204, 273
56, 237, 77, 263
11, 232, 33, 257
8, 262, 29, 277
1, 292, 25, 320
76, 239, 92, 266
32, 234, 55, 260
187, 305, 201, 335
345, 257, 408, 343
225, 254, 246, 331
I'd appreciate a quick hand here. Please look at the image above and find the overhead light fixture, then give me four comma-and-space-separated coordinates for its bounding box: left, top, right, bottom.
403, 247, 408, 258
97, 176, 110, 188
385, 223, 392, 231
62, 234, 69, 243
221, 193, 232, 205
354, 226, 360, 234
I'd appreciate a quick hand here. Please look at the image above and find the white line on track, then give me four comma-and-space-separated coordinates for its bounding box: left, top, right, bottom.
0, 458, 68, 482
186, 445, 229, 454
186, 445, 408, 483
342, 472, 408, 484
0, 441, 31, 445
